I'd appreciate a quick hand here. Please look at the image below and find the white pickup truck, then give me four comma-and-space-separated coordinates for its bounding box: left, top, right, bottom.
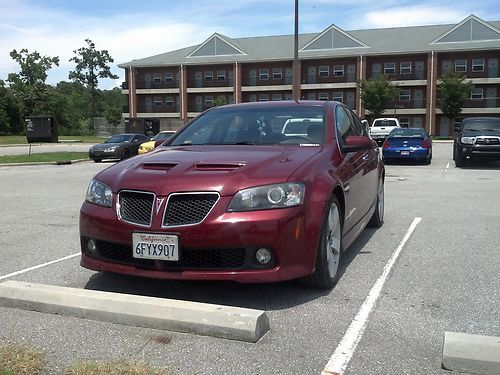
369, 118, 400, 144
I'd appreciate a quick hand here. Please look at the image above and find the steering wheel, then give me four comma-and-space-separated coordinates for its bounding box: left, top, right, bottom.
279, 135, 315, 144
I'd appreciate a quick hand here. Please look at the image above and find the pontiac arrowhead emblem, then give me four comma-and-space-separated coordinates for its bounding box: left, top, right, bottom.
155, 197, 166, 215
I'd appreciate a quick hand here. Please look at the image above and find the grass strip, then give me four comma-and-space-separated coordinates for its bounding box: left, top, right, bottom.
0, 136, 104, 145
66, 360, 171, 375
0, 343, 46, 375
0, 152, 89, 164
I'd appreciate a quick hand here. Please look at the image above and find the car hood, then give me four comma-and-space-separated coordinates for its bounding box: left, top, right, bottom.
95, 145, 321, 196
461, 129, 500, 137
90, 142, 123, 150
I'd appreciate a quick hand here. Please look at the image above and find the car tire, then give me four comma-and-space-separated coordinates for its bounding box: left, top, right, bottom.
300, 196, 343, 289
121, 149, 130, 160
93, 159, 102, 163
454, 147, 466, 167
368, 176, 384, 228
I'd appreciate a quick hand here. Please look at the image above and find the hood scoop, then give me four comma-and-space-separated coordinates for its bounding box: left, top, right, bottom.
141, 162, 178, 171
194, 162, 245, 171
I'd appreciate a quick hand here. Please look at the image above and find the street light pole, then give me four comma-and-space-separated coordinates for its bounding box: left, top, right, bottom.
292, 0, 300, 101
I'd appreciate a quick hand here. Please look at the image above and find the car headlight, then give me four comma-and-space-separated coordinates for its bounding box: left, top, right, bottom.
105, 146, 118, 152
85, 179, 113, 207
461, 136, 475, 145
228, 183, 305, 212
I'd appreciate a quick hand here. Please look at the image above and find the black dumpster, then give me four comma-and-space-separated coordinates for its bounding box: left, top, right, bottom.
25, 116, 58, 143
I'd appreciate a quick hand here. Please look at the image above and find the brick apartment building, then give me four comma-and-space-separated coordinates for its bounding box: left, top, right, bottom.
119, 14, 500, 136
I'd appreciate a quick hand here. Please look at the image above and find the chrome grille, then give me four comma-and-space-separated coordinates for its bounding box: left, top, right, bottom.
476, 137, 500, 145
163, 193, 219, 227
118, 191, 154, 226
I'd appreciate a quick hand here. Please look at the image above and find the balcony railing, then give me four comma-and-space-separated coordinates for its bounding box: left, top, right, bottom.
302, 73, 357, 85
187, 78, 234, 88
136, 80, 180, 89
137, 104, 180, 113
242, 77, 293, 86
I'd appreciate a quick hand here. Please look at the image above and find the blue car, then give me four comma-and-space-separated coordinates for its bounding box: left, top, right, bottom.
382, 128, 432, 164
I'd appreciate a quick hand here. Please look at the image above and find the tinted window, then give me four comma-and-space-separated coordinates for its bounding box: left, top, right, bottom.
389, 128, 427, 138
171, 105, 325, 146
335, 106, 356, 144
373, 119, 398, 127
106, 135, 133, 143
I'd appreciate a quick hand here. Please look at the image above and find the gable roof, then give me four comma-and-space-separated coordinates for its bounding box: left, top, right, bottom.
300, 24, 368, 51
431, 14, 500, 44
118, 15, 500, 68
187, 33, 246, 57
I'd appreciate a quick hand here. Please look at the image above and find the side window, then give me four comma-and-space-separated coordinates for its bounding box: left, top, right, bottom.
335, 106, 355, 145
347, 110, 368, 137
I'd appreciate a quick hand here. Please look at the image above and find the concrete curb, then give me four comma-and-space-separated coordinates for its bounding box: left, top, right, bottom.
0, 158, 90, 167
442, 331, 500, 374
0, 281, 270, 343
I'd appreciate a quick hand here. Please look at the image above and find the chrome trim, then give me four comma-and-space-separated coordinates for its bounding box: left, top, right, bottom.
161, 191, 220, 228
117, 190, 156, 228
474, 136, 500, 145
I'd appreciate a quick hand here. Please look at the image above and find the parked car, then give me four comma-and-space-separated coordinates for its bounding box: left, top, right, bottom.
369, 117, 400, 145
80, 101, 384, 289
453, 117, 500, 167
138, 131, 177, 155
382, 127, 432, 164
89, 133, 149, 162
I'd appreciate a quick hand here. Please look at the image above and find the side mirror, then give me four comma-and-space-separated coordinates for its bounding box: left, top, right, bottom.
343, 136, 375, 153
454, 125, 461, 132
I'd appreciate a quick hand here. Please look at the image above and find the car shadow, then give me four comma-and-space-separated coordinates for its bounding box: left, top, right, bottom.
83, 227, 378, 311
455, 158, 500, 170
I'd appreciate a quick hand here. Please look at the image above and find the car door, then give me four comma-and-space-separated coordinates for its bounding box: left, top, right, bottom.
335, 105, 379, 231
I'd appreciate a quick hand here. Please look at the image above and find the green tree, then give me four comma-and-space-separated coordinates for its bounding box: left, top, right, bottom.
68, 39, 119, 128
437, 71, 473, 126
0, 80, 23, 135
359, 76, 399, 119
7, 49, 59, 116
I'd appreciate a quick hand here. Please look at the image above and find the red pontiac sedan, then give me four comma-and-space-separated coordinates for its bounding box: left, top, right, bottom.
80, 101, 384, 289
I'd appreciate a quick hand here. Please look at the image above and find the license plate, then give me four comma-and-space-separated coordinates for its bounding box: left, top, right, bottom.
132, 233, 179, 261
400, 151, 410, 155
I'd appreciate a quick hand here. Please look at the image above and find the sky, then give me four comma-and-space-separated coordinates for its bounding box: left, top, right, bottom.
1, 0, 499, 89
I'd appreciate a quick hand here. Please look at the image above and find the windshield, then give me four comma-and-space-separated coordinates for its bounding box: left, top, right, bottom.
170, 105, 325, 146
463, 119, 500, 131
153, 132, 175, 141
105, 134, 133, 143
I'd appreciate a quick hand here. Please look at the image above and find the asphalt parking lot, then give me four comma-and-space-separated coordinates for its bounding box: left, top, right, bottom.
0, 142, 499, 374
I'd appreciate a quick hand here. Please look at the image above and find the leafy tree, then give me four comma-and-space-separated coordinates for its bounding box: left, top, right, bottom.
104, 106, 122, 133
359, 76, 399, 119
7, 49, 59, 116
213, 96, 227, 106
69, 39, 119, 126
0, 80, 23, 135
437, 72, 473, 125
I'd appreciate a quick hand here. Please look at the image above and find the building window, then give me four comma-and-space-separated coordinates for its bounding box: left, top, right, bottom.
471, 88, 483, 100
333, 65, 344, 77
249, 94, 257, 102
400, 62, 412, 74
259, 93, 269, 101
319, 66, 329, 77
204, 71, 214, 81
153, 73, 161, 83
259, 69, 269, 80
273, 68, 283, 80
318, 92, 329, 101
399, 117, 410, 128
455, 60, 467, 73
205, 96, 213, 106
399, 90, 411, 102
272, 93, 283, 101
217, 71, 226, 81
153, 96, 162, 106
165, 73, 174, 82
384, 63, 396, 75
472, 59, 485, 72
333, 92, 343, 102
165, 96, 174, 106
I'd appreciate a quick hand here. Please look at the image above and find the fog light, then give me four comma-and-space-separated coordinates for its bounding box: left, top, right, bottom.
255, 248, 272, 265
87, 239, 97, 254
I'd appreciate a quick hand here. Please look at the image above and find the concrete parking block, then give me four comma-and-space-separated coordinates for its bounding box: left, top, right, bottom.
0, 280, 270, 343
442, 331, 500, 375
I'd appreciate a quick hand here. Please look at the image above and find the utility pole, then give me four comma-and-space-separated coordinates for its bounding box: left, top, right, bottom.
292, 0, 300, 101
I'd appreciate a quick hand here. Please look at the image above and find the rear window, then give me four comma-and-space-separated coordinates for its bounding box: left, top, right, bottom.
389, 128, 426, 138
373, 119, 398, 127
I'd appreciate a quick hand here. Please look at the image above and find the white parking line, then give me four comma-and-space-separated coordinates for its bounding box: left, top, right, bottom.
322, 217, 422, 375
0, 253, 80, 282
443, 162, 450, 177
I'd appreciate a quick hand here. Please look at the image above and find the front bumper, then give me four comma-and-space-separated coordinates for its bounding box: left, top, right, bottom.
79, 198, 324, 283
89, 149, 121, 160
458, 144, 500, 158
